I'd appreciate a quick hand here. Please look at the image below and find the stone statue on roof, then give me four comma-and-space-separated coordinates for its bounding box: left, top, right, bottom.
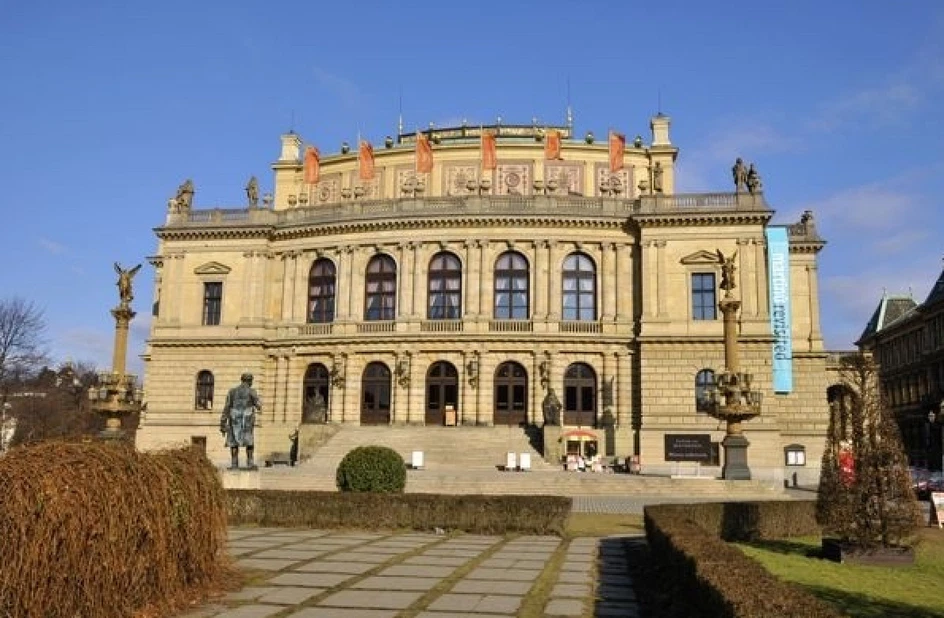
732, 158, 748, 193
746, 164, 762, 194
175, 179, 194, 210
246, 176, 259, 207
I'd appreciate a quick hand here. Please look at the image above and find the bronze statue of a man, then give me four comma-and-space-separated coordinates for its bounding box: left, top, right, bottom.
220, 373, 262, 470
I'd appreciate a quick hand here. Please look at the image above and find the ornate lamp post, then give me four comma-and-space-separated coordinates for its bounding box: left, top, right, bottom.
87, 263, 145, 439
704, 250, 763, 480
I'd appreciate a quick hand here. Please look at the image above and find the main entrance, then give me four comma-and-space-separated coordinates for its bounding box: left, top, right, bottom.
360, 362, 391, 425
494, 361, 528, 426
425, 361, 458, 425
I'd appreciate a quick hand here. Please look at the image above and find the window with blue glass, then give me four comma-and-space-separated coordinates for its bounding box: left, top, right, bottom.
494, 251, 529, 319
562, 253, 596, 321
692, 273, 716, 320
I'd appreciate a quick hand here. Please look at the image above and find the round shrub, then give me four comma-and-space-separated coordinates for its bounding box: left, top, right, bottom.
336, 445, 406, 493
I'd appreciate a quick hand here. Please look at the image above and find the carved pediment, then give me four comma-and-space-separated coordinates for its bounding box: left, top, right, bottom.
679, 250, 721, 266
193, 261, 232, 275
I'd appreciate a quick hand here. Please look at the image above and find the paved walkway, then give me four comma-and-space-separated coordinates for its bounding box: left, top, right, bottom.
179, 528, 641, 618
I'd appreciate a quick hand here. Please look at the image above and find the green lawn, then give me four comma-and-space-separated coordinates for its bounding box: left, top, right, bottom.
737, 529, 944, 618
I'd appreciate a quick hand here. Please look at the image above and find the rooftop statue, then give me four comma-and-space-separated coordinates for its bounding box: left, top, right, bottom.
114, 262, 142, 305
246, 176, 259, 207
175, 179, 194, 210
732, 158, 748, 193
746, 164, 762, 194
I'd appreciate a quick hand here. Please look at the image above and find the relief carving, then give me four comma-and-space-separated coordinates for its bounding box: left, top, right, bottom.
496, 163, 531, 196
545, 163, 583, 195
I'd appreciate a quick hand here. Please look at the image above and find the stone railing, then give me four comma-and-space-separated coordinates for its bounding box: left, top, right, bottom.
165, 192, 768, 229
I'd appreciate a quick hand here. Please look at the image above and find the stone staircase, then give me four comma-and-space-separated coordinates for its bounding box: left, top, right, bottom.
249, 425, 785, 498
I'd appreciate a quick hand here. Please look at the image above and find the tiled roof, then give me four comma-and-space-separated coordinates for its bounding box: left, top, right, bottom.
924, 267, 944, 308
857, 294, 918, 344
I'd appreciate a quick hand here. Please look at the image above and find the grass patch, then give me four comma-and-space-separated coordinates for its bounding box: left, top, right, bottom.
565, 512, 645, 537
736, 529, 944, 618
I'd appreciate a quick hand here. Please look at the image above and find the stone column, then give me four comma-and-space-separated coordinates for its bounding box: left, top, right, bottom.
412, 243, 424, 319
601, 243, 616, 321
655, 240, 667, 317
615, 243, 630, 322
736, 239, 754, 317
642, 241, 655, 318
617, 351, 631, 428
477, 241, 487, 317
548, 241, 562, 321
281, 353, 292, 423
271, 355, 283, 423
347, 247, 359, 321
535, 240, 549, 320
464, 241, 477, 318
279, 253, 291, 322
170, 253, 184, 324
807, 262, 823, 348
397, 243, 409, 320
600, 351, 612, 427
754, 239, 768, 318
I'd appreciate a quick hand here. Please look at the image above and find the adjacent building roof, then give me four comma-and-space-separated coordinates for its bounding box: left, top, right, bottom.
857, 293, 918, 345
924, 265, 944, 308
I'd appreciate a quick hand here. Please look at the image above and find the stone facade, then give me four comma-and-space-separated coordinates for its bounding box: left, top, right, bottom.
136, 116, 829, 483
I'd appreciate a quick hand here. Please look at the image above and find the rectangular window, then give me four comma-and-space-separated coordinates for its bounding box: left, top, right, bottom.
691, 273, 716, 320
203, 282, 222, 325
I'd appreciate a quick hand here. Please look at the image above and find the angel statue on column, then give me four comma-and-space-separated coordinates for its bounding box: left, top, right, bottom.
114, 262, 142, 304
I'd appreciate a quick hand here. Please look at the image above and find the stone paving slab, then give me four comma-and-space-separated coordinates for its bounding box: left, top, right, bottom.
415, 613, 511, 618
402, 555, 470, 567
225, 586, 281, 601
322, 553, 392, 563
351, 576, 443, 591
427, 593, 523, 614
257, 586, 326, 604
236, 558, 303, 571
254, 549, 325, 560
466, 567, 542, 581
317, 589, 423, 609
293, 560, 377, 574
212, 605, 284, 618
286, 608, 398, 618
550, 583, 591, 598
378, 564, 457, 578
269, 572, 354, 587
450, 579, 533, 595
545, 598, 585, 617
556, 570, 593, 584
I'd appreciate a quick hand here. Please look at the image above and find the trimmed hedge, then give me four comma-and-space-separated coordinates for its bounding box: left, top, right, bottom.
644, 502, 842, 618
227, 490, 571, 535
0, 440, 228, 618
336, 445, 406, 493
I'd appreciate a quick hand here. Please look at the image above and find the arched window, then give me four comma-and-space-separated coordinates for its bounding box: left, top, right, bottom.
195, 370, 214, 410
695, 369, 715, 413
365, 255, 397, 321
428, 252, 462, 319
302, 363, 330, 423
360, 362, 391, 425
494, 251, 529, 319
494, 362, 528, 426
563, 363, 596, 426
308, 259, 336, 323
426, 361, 459, 425
562, 253, 596, 321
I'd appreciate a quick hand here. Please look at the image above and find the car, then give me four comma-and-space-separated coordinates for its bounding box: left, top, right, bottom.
923, 473, 944, 500
910, 467, 932, 498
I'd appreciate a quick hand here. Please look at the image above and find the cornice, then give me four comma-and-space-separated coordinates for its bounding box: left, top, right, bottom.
632, 211, 773, 228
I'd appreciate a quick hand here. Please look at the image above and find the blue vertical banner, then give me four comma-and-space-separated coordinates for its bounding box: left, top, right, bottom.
765, 227, 793, 393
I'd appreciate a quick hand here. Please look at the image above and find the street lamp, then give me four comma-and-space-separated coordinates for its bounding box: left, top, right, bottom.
929, 409, 943, 473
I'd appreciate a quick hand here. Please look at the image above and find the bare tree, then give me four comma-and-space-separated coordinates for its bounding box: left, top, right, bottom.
816, 352, 920, 549
0, 297, 49, 398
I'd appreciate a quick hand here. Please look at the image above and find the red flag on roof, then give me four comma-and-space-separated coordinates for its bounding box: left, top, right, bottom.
609, 131, 625, 172
481, 130, 497, 170
545, 129, 562, 160
416, 132, 433, 173
358, 141, 374, 180
304, 146, 320, 184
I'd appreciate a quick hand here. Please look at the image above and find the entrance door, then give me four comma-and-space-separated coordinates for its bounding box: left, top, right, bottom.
426, 361, 458, 425
360, 362, 391, 425
302, 363, 330, 423
563, 362, 596, 426
494, 361, 528, 426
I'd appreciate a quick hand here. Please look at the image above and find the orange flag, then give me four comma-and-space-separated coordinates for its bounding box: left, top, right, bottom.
358, 141, 375, 180
416, 132, 433, 173
481, 130, 497, 170
304, 146, 320, 184
609, 131, 625, 172
545, 129, 562, 160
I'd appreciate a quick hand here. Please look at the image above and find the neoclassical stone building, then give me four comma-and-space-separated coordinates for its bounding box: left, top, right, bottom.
136, 115, 830, 482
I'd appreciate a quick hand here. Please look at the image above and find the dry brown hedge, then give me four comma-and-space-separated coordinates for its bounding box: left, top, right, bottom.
0, 440, 229, 618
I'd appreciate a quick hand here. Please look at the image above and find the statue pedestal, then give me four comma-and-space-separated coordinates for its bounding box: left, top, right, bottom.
219, 468, 261, 490
543, 425, 563, 465
721, 434, 752, 480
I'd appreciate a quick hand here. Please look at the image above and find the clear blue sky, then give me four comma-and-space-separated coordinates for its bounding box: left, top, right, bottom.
1, 1, 942, 376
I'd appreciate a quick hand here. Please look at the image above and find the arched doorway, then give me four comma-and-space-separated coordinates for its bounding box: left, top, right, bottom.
494, 361, 528, 426
302, 363, 330, 423
564, 363, 596, 426
426, 361, 459, 425
361, 362, 391, 425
